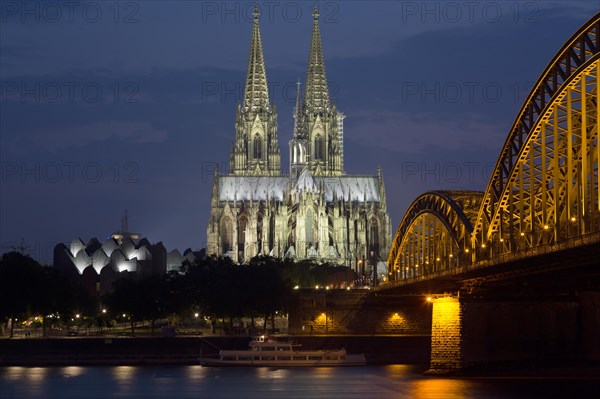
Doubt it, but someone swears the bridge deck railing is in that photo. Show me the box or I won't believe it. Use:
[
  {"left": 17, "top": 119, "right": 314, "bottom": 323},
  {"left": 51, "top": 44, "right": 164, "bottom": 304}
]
[{"left": 378, "top": 231, "right": 600, "bottom": 291}]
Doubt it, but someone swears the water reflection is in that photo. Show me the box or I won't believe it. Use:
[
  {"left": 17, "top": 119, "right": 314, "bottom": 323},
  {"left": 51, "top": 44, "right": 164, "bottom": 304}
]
[
  {"left": 384, "top": 364, "right": 415, "bottom": 375},
  {"left": 408, "top": 378, "right": 471, "bottom": 399},
  {"left": 256, "top": 367, "right": 289, "bottom": 379},
  {"left": 312, "top": 367, "right": 334, "bottom": 379},
  {"left": 4, "top": 366, "right": 27, "bottom": 381},
  {"left": 112, "top": 365, "right": 136, "bottom": 383},
  {"left": 0, "top": 365, "right": 598, "bottom": 399},
  {"left": 185, "top": 365, "right": 207, "bottom": 381},
  {"left": 61, "top": 366, "right": 84, "bottom": 378},
  {"left": 2, "top": 366, "right": 49, "bottom": 382}
]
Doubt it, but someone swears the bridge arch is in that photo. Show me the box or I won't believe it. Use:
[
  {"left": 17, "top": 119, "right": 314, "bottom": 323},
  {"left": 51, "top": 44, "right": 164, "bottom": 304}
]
[
  {"left": 472, "top": 12, "right": 600, "bottom": 259},
  {"left": 387, "top": 13, "right": 600, "bottom": 283},
  {"left": 387, "top": 191, "right": 483, "bottom": 281}
]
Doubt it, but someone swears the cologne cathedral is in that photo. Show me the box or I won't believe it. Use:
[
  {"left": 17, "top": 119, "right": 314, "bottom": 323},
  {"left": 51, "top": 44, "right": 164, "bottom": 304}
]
[{"left": 206, "top": 7, "right": 391, "bottom": 268}]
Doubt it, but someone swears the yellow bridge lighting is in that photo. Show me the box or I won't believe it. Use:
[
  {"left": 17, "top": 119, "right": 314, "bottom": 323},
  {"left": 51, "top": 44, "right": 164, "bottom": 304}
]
[{"left": 386, "top": 15, "right": 599, "bottom": 285}]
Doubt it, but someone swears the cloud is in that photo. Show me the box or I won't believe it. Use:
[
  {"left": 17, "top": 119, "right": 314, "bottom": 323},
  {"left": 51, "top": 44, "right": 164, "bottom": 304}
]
[{"left": 29, "top": 120, "right": 168, "bottom": 151}]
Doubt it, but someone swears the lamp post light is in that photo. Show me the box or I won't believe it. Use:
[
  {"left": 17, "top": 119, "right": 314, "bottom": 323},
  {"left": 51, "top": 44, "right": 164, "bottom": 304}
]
[{"left": 75, "top": 314, "right": 81, "bottom": 334}]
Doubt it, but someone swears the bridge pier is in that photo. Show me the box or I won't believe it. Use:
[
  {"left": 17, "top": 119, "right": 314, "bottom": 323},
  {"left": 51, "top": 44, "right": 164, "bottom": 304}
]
[
  {"left": 428, "top": 296, "right": 463, "bottom": 372},
  {"left": 427, "top": 292, "right": 600, "bottom": 373}
]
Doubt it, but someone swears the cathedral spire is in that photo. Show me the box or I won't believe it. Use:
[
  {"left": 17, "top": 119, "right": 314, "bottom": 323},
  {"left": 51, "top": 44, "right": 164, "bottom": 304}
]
[
  {"left": 231, "top": 5, "right": 280, "bottom": 176},
  {"left": 242, "top": 6, "right": 269, "bottom": 111},
  {"left": 293, "top": 79, "right": 303, "bottom": 138},
  {"left": 303, "top": 5, "right": 330, "bottom": 112}
]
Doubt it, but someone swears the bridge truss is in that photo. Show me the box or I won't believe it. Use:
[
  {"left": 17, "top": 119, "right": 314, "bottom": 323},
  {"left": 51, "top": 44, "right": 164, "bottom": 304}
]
[{"left": 388, "top": 13, "right": 600, "bottom": 282}]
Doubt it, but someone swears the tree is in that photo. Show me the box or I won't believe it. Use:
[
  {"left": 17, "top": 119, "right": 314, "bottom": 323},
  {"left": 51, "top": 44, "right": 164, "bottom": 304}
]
[
  {"left": 103, "top": 274, "right": 184, "bottom": 335},
  {"left": 0, "top": 252, "right": 42, "bottom": 337},
  {"left": 0, "top": 251, "right": 88, "bottom": 337},
  {"left": 247, "top": 256, "right": 291, "bottom": 333}
]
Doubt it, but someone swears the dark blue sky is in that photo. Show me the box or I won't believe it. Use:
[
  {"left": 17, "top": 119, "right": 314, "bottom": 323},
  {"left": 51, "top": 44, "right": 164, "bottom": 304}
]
[{"left": 1, "top": 1, "right": 598, "bottom": 263}]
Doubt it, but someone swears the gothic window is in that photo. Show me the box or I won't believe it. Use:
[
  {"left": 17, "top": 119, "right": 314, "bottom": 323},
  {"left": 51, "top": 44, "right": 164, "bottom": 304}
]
[
  {"left": 221, "top": 217, "right": 233, "bottom": 252},
  {"left": 314, "top": 135, "right": 324, "bottom": 160},
  {"left": 253, "top": 134, "right": 262, "bottom": 159},
  {"left": 269, "top": 214, "right": 275, "bottom": 251},
  {"left": 369, "top": 218, "right": 379, "bottom": 255},
  {"left": 306, "top": 208, "right": 314, "bottom": 245},
  {"left": 257, "top": 214, "right": 263, "bottom": 254},
  {"left": 328, "top": 217, "right": 334, "bottom": 246},
  {"left": 238, "top": 215, "right": 248, "bottom": 247},
  {"left": 288, "top": 214, "right": 297, "bottom": 247}
]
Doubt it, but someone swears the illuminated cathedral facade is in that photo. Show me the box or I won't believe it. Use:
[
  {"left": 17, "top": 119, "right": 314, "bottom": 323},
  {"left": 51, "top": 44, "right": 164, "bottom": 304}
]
[{"left": 206, "top": 7, "right": 391, "bottom": 268}]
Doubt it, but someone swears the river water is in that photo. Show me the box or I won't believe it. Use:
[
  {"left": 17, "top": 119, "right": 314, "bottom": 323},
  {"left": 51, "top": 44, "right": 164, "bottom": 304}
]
[{"left": 1, "top": 365, "right": 598, "bottom": 399}]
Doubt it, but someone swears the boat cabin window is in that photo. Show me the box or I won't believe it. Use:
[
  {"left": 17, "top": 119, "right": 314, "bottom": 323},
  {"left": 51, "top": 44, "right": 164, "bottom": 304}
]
[
  {"left": 276, "top": 346, "right": 291, "bottom": 351},
  {"left": 292, "top": 356, "right": 307, "bottom": 361},
  {"left": 261, "top": 356, "right": 275, "bottom": 361},
  {"left": 263, "top": 346, "right": 275, "bottom": 351},
  {"left": 308, "top": 356, "right": 322, "bottom": 361},
  {"left": 277, "top": 356, "right": 291, "bottom": 361},
  {"left": 222, "top": 356, "right": 236, "bottom": 361},
  {"left": 238, "top": 356, "right": 252, "bottom": 361}
]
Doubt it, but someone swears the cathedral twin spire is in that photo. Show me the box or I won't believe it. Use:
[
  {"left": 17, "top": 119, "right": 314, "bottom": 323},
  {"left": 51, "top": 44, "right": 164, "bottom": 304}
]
[
  {"left": 242, "top": 8, "right": 270, "bottom": 111},
  {"left": 233, "top": 5, "right": 340, "bottom": 177},
  {"left": 243, "top": 6, "right": 329, "bottom": 114},
  {"left": 303, "top": 7, "right": 330, "bottom": 112}
]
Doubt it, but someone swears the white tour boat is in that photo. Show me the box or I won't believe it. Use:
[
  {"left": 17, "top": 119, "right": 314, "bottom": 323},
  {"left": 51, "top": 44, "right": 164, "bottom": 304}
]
[{"left": 198, "top": 335, "right": 366, "bottom": 367}]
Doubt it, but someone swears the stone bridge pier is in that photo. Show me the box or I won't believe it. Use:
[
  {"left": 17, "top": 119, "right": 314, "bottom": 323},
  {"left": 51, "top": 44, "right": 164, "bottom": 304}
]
[
  {"left": 428, "top": 292, "right": 600, "bottom": 373},
  {"left": 288, "top": 286, "right": 600, "bottom": 370}
]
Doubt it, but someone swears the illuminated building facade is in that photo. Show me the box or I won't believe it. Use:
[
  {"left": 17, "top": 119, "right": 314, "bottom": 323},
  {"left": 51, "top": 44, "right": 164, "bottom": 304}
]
[
  {"left": 53, "top": 214, "right": 199, "bottom": 295},
  {"left": 206, "top": 7, "right": 392, "bottom": 268}
]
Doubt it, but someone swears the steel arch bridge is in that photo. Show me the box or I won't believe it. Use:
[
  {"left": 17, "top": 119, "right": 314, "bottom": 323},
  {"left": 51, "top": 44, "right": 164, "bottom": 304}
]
[{"left": 387, "top": 13, "right": 600, "bottom": 283}]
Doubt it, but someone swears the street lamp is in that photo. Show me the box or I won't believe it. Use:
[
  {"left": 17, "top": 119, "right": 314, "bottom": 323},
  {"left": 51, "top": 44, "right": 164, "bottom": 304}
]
[{"left": 357, "top": 259, "right": 363, "bottom": 286}]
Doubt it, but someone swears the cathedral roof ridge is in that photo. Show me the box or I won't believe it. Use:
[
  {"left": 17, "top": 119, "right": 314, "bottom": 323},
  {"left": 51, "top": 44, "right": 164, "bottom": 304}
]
[
  {"left": 296, "top": 167, "right": 317, "bottom": 192},
  {"left": 319, "top": 173, "right": 378, "bottom": 179}
]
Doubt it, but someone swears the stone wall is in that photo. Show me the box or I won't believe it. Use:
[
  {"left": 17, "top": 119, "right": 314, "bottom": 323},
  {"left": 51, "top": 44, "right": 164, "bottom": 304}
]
[
  {"left": 428, "top": 294, "right": 599, "bottom": 372},
  {"left": 461, "top": 300, "right": 579, "bottom": 365},
  {"left": 288, "top": 290, "right": 433, "bottom": 335},
  {"left": 578, "top": 291, "right": 600, "bottom": 360}
]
